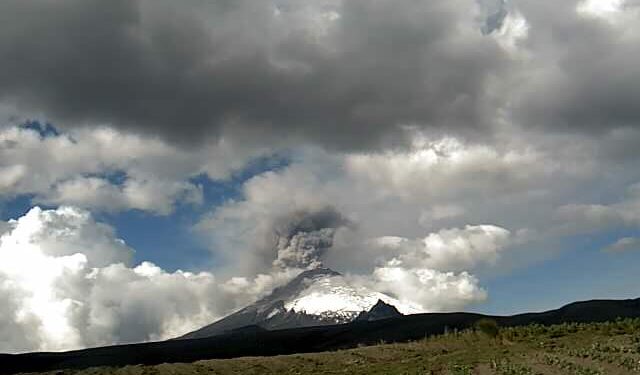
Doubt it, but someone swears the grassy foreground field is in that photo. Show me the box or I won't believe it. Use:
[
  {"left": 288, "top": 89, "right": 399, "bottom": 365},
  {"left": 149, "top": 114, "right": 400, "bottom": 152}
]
[{"left": 21, "top": 319, "right": 640, "bottom": 375}]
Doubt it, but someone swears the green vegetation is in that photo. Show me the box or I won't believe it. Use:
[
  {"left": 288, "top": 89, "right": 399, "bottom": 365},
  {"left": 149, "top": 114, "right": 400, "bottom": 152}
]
[
  {"left": 475, "top": 318, "right": 500, "bottom": 339},
  {"left": 24, "top": 318, "right": 640, "bottom": 375}
]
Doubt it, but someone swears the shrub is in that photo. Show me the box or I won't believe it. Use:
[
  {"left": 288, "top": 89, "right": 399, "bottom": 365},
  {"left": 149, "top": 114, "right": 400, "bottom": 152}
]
[{"left": 475, "top": 318, "right": 500, "bottom": 338}]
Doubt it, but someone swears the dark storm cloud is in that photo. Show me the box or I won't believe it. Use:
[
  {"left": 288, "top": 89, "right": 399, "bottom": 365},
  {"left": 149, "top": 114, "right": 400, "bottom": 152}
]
[
  {"left": 511, "top": 0, "right": 640, "bottom": 134},
  {"left": 0, "top": 0, "right": 508, "bottom": 149}
]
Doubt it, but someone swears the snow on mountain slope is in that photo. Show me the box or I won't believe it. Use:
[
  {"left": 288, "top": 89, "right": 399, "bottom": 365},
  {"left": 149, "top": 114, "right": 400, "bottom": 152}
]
[
  {"left": 284, "top": 271, "right": 417, "bottom": 321},
  {"left": 179, "top": 267, "right": 417, "bottom": 339}
]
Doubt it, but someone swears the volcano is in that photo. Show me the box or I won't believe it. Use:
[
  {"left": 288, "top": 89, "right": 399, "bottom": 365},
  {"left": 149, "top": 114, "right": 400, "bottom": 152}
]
[{"left": 179, "top": 267, "right": 417, "bottom": 339}]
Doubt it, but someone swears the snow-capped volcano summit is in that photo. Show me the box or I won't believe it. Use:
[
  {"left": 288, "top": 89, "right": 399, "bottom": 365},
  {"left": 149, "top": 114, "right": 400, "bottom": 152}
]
[
  {"left": 282, "top": 267, "right": 417, "bottom": 320},
  {"left": 179, "top": 267, "right": 417, "bottom": 340}
]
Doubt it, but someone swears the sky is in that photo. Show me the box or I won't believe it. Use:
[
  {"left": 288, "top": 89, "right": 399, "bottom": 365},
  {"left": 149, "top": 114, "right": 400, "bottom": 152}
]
[{"left": 1, "top": 0, "right": 640, "bottom": 353}]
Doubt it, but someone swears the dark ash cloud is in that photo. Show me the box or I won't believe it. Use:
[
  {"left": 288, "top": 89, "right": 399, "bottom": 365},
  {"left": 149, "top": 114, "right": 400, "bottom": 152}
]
[{"left": 273, "top": 207, "right": 349, "bottom": 269}]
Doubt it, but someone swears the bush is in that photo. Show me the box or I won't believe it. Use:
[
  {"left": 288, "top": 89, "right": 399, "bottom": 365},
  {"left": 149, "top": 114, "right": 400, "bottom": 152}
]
[{"left": 475, "top": 318, "right": 500, "bottom": 338}]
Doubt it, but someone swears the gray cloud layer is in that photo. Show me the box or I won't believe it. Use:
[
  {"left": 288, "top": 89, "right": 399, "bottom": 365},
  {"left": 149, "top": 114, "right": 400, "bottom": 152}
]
[
  {"left": 511, "top": 0, "right": 640, "bottom": 133},
  {"left": 2, "top": 0, "right": 639, "bottom": 151},
  {"left": 0, "top": 0, "right": 511, "bottom": 149}
]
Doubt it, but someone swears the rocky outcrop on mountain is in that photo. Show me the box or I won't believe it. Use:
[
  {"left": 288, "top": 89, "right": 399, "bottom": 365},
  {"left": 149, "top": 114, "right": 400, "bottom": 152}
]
[{"left": 356, "top": 299, "right": 403, "bottom": 322}]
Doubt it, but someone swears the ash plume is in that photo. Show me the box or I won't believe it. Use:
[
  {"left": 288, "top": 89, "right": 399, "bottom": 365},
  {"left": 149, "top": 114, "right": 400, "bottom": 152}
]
[{"left": 272, "top": 207, "right": 348, "bottom": 270}]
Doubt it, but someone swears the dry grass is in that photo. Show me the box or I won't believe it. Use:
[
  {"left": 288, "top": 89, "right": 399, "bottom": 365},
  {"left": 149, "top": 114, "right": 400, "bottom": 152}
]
[{"left": 20, "top": 319, "right": 640, "bottom": 375}]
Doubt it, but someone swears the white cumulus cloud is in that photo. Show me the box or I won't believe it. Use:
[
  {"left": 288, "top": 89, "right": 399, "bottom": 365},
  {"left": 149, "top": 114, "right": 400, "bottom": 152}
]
[
  {"left": 362, "top": 265, "right": 487, "bottom": 312},
  {"left": 371, "top": 225, "right": 511, "bottom": 272},
  {"left": 0, "top": 206, "right": 285, "bottom": 353},
  {"left": 602, "top": 237, "right": 640, "bottom": 253},
  {"left": 345, "top": 225, "right": 511, "bottom": 312},
  {"left": 0, "top": 124, "right": 269, "bottom": 214}
]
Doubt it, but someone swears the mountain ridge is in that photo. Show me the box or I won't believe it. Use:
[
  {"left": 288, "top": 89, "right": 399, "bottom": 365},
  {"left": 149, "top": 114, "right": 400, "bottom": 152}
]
[{"left": 2, "top": 297, "right": 640, "bottom": 374}]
